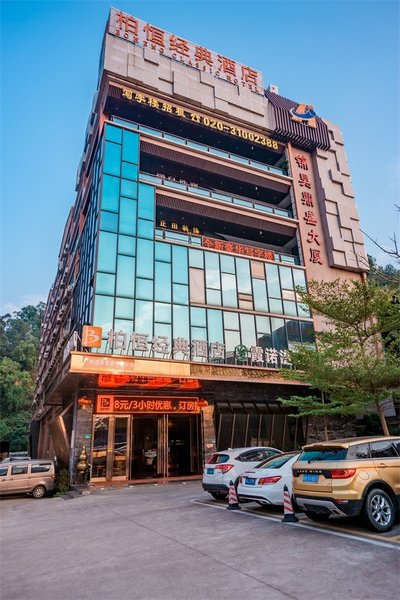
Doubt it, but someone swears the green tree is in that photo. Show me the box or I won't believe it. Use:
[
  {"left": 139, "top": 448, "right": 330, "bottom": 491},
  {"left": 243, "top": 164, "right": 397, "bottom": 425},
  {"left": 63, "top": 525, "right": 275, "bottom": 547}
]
[{"left": 280, "top": 279, "right": 400, "bottom": 437}]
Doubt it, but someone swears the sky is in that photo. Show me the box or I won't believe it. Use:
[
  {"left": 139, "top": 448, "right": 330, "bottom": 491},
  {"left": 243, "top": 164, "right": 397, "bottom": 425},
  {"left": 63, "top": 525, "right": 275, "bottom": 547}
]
[{"left": 1, "top": 0, "right": 399, "bottom": 315}]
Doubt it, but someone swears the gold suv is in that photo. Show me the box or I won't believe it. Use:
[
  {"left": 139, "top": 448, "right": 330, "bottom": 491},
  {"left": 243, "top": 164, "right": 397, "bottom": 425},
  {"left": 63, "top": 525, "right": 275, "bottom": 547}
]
[{"left": 292, "top": 436, "right": 400, "bottom": 532}]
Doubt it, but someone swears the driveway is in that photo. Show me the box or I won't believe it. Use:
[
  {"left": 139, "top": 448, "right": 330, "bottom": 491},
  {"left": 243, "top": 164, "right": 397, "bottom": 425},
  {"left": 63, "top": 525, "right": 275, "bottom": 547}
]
[{"left": 1, "top": 481, "right": 399, "bottom": 600}]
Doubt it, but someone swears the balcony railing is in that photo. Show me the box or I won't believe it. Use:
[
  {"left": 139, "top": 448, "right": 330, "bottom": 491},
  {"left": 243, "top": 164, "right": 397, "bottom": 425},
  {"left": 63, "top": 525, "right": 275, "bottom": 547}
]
[
  {"left": 139, "top": 172, "right": 294, "bottom": 219},
  {"left": 111, "top": 117, "right": 290, "bottom": 178}
]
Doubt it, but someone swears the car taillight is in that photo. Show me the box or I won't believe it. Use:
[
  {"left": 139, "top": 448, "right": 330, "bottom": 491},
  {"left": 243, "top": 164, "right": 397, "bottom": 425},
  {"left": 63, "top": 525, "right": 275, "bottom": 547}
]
[
  {"left": 215, "top": 464, "right": 234, "bottom": 474},
  {"left": 258, "top": 476, "right": 282, "bottom": 485},
  {"left": 331, "top": 469, "right": 356, "bottom": 479}
]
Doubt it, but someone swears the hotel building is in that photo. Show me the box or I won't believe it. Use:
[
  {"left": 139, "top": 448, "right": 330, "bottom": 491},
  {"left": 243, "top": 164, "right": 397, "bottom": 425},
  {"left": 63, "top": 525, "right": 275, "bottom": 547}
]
[{"left": 33, "top": 9, "right": 368, "bottom": 484}]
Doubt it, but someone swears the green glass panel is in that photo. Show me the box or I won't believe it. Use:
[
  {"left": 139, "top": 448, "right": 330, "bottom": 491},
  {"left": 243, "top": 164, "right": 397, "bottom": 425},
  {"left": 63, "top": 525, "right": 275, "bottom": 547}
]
[
  {"left": 101, "top": 175, "right": 119, "bottom": 212},
  {"left": 207, "top": 309, "right": 223, "bottom": 342},
  {"left": 136, "top": 239, "right": 154, "bottom": 278},
  {"left": 104, "top": 142, "right": 121, "bottom": 177},
  {"left": 116, "top": 256, "right": 135, "bottom": 297},
  {"left": 189, "top": 249, "right": 204, "bottom": 268},
  {"left": 93, "top": 295, "right": 114, "bottom": 330},
  {"left": 96, "top": 272, "right": 115, "bottom": 295},
  {"left": 118, "top": 235, "right": 136, "bottom": 256},
  {"left": 100, "top": 211, "right": 118, "bottom": 232},
  {"left": 97, "top": 232, "right": 117, "bottom": 273},
  {"left": 121, "top": 162, "right": 138, "bottom": 180},
  {"left": 119, "top": 198, "right": 137, "bottom": 236},
  {"left": 105, "top": 124, "right": 122, "bottom": 144},
  {"left": 122, "top": 130, "right": 139, "bottom": 164},
  {"left": 138, "top": 183, "right": 155, "bottom": 220},
  {"left": 155, "top": 261, "right": 171, "bottom": 302},
  {"left": 173, "top": 284, "right": 188, "bottom": 305},
  {"left": 115, "top": 297, "right": 134, "bottom": 320},
  {"left": 191, "top": 307, "right": 206, "bottom": 327},
  {"left": 137, "top": 219, "right": 154, "bottom": 239},
  {"left": 155, "top": 302, "right": 171, "bottom": 323},
  {"left": 136, "top": 278, "right": 153, "bottom": 300},
  {"left": 121, "top": 179, "right": 138, "bottom": 199},
  {"left": 155, "top": 242, "right": 171, "bottom": 262},
  {"left": 172, "top": 245, "right": 188, "bottom": 283}
]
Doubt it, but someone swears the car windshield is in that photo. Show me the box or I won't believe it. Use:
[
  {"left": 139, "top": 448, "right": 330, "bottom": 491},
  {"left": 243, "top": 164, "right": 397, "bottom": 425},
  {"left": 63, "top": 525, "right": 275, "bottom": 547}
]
[
  {"left": 207, "top": 453, "right": 229, "bottom": 464},
  {"left": 299, "top": 448, "right": 347, "bottom": 463},
  {"left": 257, "top": 453, "right": 298, "bottom": 469}
]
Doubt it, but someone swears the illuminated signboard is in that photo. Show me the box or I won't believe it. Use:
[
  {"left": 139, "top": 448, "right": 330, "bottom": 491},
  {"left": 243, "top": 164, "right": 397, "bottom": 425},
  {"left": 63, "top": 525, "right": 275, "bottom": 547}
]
[
  {"left": 109, "top": 8, "right": 263, "bottom": 93},
  {"left": 98, "top": 374, "right": 201, "bottom": 389},
  {"left": 96, "top": 395, "right": 200, "bottom": 414},
  {"left": 203, "top": 237, "right": 275, "bottom": 261},
  {"left": 121, "top": 88, "right": 280, "bottom": 150}
]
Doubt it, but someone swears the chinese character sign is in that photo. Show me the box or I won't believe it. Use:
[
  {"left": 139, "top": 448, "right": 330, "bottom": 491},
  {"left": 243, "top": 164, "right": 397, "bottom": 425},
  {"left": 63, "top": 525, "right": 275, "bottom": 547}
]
[
  {"left": 109, "top": 9, "right": 263, "bottom": 93},
  {"left": 96, "top": 395, "right": 200, "bottom": 414}
]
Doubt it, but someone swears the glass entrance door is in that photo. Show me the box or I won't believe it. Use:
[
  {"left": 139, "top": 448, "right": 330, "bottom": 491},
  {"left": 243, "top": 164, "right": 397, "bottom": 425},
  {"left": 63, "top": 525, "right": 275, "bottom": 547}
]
[{"left": 91, "top": 416, "right": 130, "bottom": 481}]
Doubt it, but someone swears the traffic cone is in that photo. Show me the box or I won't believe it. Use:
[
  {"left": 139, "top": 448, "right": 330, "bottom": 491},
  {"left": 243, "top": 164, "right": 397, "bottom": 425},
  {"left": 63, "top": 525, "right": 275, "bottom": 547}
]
[
  {"left": 282, "top": 484, "right": 299, "bottom": 523},
  {"left": 227, "top": 480, "right": 241, "bottom": 510}
]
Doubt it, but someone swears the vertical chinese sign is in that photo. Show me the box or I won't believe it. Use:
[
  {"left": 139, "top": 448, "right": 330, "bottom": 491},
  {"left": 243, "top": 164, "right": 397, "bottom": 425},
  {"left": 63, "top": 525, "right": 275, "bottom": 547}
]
[{"left": 289, "top": 148, "right": 328, "bottom": 280}]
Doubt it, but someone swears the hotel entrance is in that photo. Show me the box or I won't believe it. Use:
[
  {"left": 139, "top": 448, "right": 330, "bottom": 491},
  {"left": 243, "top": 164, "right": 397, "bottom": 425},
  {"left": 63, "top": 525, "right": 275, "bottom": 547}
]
[{"left": 91, "top": 412, "right": 201, "bottom": 482}]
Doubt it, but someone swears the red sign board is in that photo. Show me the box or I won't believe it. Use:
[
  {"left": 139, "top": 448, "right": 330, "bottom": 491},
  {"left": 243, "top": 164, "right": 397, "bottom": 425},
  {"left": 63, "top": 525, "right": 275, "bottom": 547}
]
[
  {"left": 203, "top": 237, "right": 274, "bottom": 261},
  {"left": 96, "top": 395, "right": 200, "bottom": 414}
]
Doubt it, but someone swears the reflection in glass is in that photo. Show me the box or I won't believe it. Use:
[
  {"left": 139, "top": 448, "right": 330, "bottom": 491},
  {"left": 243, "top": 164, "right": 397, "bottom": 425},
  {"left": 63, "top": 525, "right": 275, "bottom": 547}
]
[
  {"left": 283, "top": 301, "right": 297, "bottom": 316},
  {"left": 138, "top": 184, "right": 155, "bottom": 220},
  {"left": 173, "top": 284, "right": 188, "bottom": 305},
  {"left": 207, "top": 309, "right": 223, "bottom": 342},
  {"left": 155, "top": 242, "right": 171, "bottom": 263},
  {"left": 101, "top": 175, "right": 119, "bottom": 212},
  {"left": 279, "top": 266, "right": 294, "bottom": 290},
  {"left": 206, "top": 289, "right": 222, "bottom": 306},
  {"left": 105, "top": 124, "right": 122, "bottom": 144},
  {"left": 97, "top": 232, "right": 117, "bottom": 272},
  {"left": 92, "top": 417, "right": 109, "bottom": 478},
  {"left": 113, "top": 319, "right": 133, "bottom": 335},
  {"left": 118, "top": 235, "right": 135, "bottom": 256},
  {"left": 96, "top": 272, "right": 115, "bottom": 295},
  {"left": 115, "top": 297, "right": 134, "bottom": 320},
  {"left": 113, "top": 418, "right": 128, "bottom": 478},
  {"left": 154, "top": 323, "right": 171, "bottom": 341},
  {"left": 191, "top": 307, "right": 206, "bottom": 327},
  {"left": 121, "top": 179, "right": 138, "bottom": 199},
  {"left": 221, "top": 273, "right": 237, "bottom": 308},
  {"left": 225, "top": 330, "right": 240, "bottom": 363},
  {"left": 300, "top": 321, "right": 315, "bottom": 344},
  {"left": 173, "top": 305, "right": 189, "bottom": 340},
  {"left": 236, "top": 258, "right": 252, "bottom": 294},
  {"left": 104, "top": 142, "right": 121, "bottom": 177},
  {"left": 136, "top": 278, "right": 153, "bottom": 300},
  {"left": 122, "top": 130, "right": 139, "bottom": 163},
  {"left": 232, "top": 415, "right": 247, "bottom": 448},
  {"left": 297, "top": 303, "right": 311, "bottom": 318},
  {"left": 155, "top": 302, "right": 171, "bottom": 323},
  {"left": 224, "top": 311, "right": 239, "bottom": 330},
  {"left": 286, "top": 320, "right": 301, "bottom": 348},
  {"left": 136, "top": 239, "right": 154, "bottom": 278},
  {"left": 220, "top": 254, "right": 235, "bottom": 274},
  {"left": 269, "top": 298, "right": 283, "bottom": 314},
  {"left": 172, "top": 245, "right": 188, "bottom": 284},
  {"left": 191, "top": 327, "right": 207, "bottom": 340},
  {"left": 116, "top": 256, "right": 135, "bottom": 297},
  {"left": 93, "top": 295, "right": 114, "bottom": 332},
  {"left": 119, "top": 198, "right": 137, "bottom": 236},
  {"left": 271, "top": 318, "right": 287, "bottom": 350},
  {"left": 189, "top": 268, "right": 205, "bottom": 303},
  {"left": 135, "top": 301, "right": 153, "bottom": 337},
  {"left": 121, "top": 162, "right": 138, "bottom": 180},
  {"left": 253, "top": 279, "right": 268, "bottom": 312},
  {"left": 100, "top": 211, "right": 118, "bottom": 232},
  {"left": 293, "top": 268, "right": 306, "bottom": 290},
  {"left": 218, "top": 414, "right": 233, "bottom": 449},
  {"left": 189, "top": 249, "right": 204, "bottom": 268},
  {"left": 137, "top": 219, "right": 154, "bottom": 239},
  {"left": 155, "top": 262, "right": 171, "bottom": 302},
  {"left": 265, "top": 263, "right": 281, "bottom": 298},
  {"left": 240, "top": 314, "right": 256, "bottom": 347},
  {"left": 205, "top": 252, "right": 221, "bottom": 289}
]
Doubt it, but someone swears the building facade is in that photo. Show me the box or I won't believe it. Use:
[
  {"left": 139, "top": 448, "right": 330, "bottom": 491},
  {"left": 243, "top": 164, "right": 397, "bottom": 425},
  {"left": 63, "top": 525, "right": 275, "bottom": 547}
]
[{"left": 33, "top": 9, "right": 368, "bottom": 484}]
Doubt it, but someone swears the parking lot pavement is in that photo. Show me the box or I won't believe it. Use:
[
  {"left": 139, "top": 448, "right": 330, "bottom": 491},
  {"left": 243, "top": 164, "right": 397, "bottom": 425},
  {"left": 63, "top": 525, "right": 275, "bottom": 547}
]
[{"left": 1, "top": 481, "right": 399, "bottom": 600}]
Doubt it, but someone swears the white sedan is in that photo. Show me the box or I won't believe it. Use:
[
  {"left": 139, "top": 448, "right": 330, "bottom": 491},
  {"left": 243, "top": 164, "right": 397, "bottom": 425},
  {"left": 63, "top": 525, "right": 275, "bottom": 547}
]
[{"left": 237, "top": 452, "right": 300, "bottom": 506}]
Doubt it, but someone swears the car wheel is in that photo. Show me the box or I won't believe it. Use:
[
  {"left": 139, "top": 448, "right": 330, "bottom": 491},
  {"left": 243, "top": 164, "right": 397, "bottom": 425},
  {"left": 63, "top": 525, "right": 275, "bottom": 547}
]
[
  {"left": 362, "top": 488, "right": 395, "bottom": 533},
  {"left": 304, "top": 510, "right": 331, "bottom": 522},
  {"left": 210, "top": 492, "right": 227, "bottom": 500},
  {"left": 32, "top": 485, "right": 46, "bottom": 499}
]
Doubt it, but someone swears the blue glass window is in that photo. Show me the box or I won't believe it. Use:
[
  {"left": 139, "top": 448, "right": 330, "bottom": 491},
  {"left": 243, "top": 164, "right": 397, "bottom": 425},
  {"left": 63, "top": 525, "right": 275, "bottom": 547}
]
[
  {"left": 105, "top": 124, "right": 122, "bottom": 144},
  {"left": 293, "top": 268, "right": 306, "bottom": 290},
  {"left": 279, "top": 266, "right": 294, "bottom": 290},
  {"left": 97, "top": 232, "right": 117, "bottom": 273},
  {"left": 119, "top": 198, "right": 137, "bottom": 236},
  {"left": 155, "top": 302, "right": 171, "bottom": 323},
  {"left": 189, "top": 249, "right": 204, "bottom": 268},
  {"left": 138, "top": 184, "right": 155, "bottom": 220},
  {"left": 256, "top": 316, "right": 272, "bottom": 348},
  {"left": 101, "top": 175, "right": 119, "bottom": 212},
  {"left": 115, "top": 297, "right": 134, "bottom": 320},
  {"left": 122, "top": 130, "right": 139, "bottom": 164},
  {"left": 224, "top": 311, "right": 239, "bottom": 330},
  {"left": 118, "top": 235, "right": 135, "bottom": 256},
  {"left": 283, "top": 301, "right": 297, "bottom": 316},
  {"left": 120, "top": 179, "right": 137, "bottom": 199},
  {"left": 206, "top": 289, "right": 222, "bottom": 306},
  {"left": 136, "top": 278, "right": 153, "bottom": 300},
  {"left": 173, "top": 284, "right": 188, "bottom": 305},
  {"left": 155, "top": 242, "right": 171, "bottom": 262},
  {"left": 155, "top": 262, "right": 171, "bottom": 302},
  {"left": 252, "top": 279, "right": 268, "bottom": 312},
  {"left": 154, "top": 323, "right": 171, "bottom": 342},
  {"left": 137, "top": 219, "right": 154, "bottom": 239},
  {"left": 236, "top": 258, "right": 252, "bottom": 294},
  {"left": 113, "top": 319, "right": 133, "bottom": 335},
  {"left": 300, "top": 321, "right": 315, "bottom": 344},
  {"left": 172, "top": 246, "right": 188, "bottom": 283},
  {"left": 136, "top": 239, "right": 154, "bottom": 278},
  {"left": 207, "top": 309, "right": 223, "bottom": 343},
  {"left": 191, "top": 307, "right": 206, "bottom": 327},
  {"left": 116, "top": 256, "right": 135, "bottom": 297},
  {"left": 225, "top": 330, "right": 241, "bottom": 361},
  {"left": 96, "top": 272, "right": 115, "bottom": 295},
  {"left": 269, "top": 298, "right": 283, "bottom": 315},
  {"left": 265, "top": 263, "right": 281, "bottom": 298},
  {"left": 100, "top": 211, "right": 118, "bottom": 233},
  {"left": 220, "top": 254, "right": 235, "bottom": 274},
  {"left": 93, "top": 295, "right": 114, "bottom": 331},
  {"left": 240, "top": 314, "right": 256, "bottom": 347},
  {"left": 135, "top": 301, "right": 153, "bottom": 337},
  {"left": 205, "top": 252, "right": 220, "bottom": 289},
  {"left": 103, "top": 142, "right": 121, "bottom": 177},
  {"left": 173, "top": 305, "right": 189, "bottom": 340},
  {"left": 221, "top": 273, "right": 237, "bottom": 308},
  {"left": 191, "top": 327, "right": 207, "bottom": 340},
  {"left": 297, "top": 303, "right": 311, "bottom": 318},
  {"left": 121, "top": 162, "right": 138, "bottom": 181},
  {"left": 271, "top": 318, "right": 287, "bottom": 350}
]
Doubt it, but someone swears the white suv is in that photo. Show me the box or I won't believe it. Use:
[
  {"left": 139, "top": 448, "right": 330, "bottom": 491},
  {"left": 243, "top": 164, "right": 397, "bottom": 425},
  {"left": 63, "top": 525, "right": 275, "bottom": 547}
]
[{"left": 202, "top": 446, "right": 282, "bottom": 499}]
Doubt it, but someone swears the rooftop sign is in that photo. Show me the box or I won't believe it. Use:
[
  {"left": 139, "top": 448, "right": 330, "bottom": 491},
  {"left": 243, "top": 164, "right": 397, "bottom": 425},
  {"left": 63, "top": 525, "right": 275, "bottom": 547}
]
[{"left": 109, "top": 8, "right": 264, "bottom": 93}]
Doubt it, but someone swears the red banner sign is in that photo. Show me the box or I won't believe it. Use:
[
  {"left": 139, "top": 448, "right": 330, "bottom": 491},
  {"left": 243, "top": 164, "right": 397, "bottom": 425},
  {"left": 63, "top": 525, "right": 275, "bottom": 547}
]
[
  {"left": 203, "top": 237, "right": 274, "bottom": 261},
  {"left": 96, "top": 395, "right": 200, "bottom": 414}
]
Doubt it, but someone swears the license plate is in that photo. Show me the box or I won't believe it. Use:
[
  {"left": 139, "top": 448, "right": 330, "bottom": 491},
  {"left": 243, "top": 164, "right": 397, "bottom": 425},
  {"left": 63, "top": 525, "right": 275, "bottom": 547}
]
[
  {"left": 207, "top": 468, "right": 214, "bottom": 475},
  {"left": 303, "top": 473, "right": 319, "bottom": 483},
  {"left": 245, "top": 478, "right": 256, "bottom": 485}
]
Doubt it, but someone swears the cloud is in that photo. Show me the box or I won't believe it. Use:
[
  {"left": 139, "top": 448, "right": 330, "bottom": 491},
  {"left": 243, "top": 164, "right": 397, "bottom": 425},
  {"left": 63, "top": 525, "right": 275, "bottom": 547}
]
[{"left": 1, "top": 294, "right": 47, "bottom": 316}]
